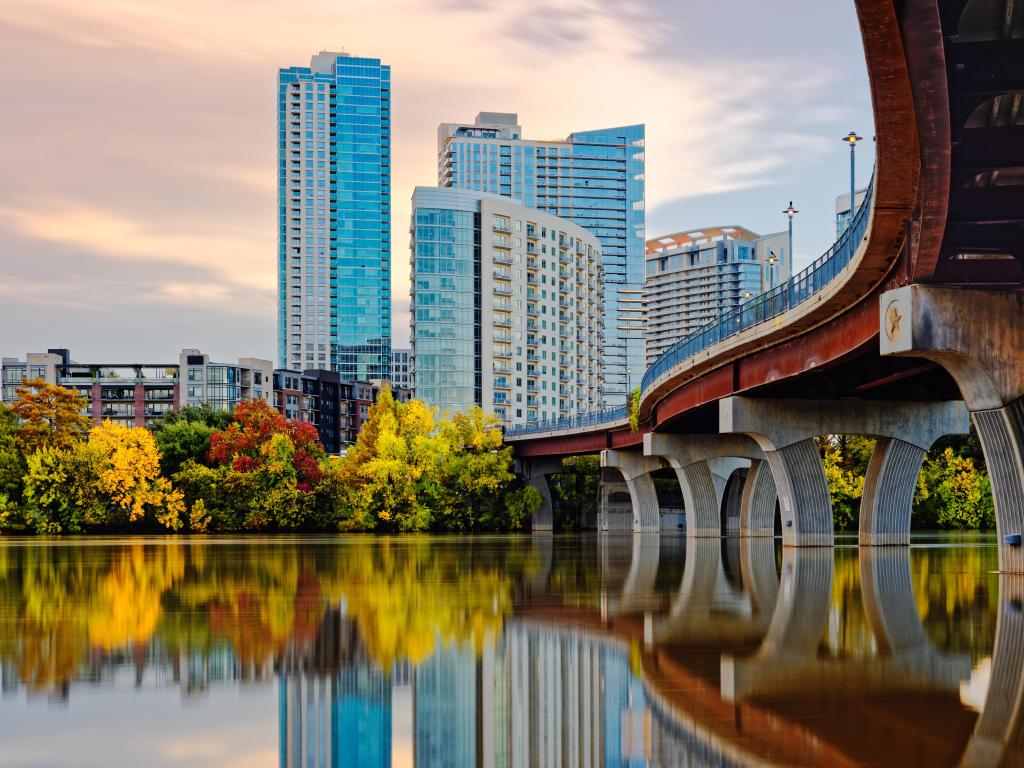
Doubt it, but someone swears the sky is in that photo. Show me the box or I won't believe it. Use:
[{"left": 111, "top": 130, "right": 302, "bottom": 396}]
[{"left": 0, "top": 0, "right": 875, "bottom": 363}]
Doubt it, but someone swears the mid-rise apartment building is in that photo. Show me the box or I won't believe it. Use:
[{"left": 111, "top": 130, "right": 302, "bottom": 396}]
[
  {"left": 1, "top": 349, "right": 273, "bottom": 428},
  {"left": 411, "top": 187, "right": 603, "bottom": 427},
  {"left": 437, "top": 112, "right": 643, "bottom": 406},
  {"left": 643, "top": 226, "right": 791, "bottom": 367},
  {"left": 278, "top": 51, "right": 391, "bottom": 380}
]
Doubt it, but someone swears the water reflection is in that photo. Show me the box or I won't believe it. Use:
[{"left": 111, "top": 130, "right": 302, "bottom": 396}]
[{"left": 0, "top": 534, "right": 1013, "bottom": 767}]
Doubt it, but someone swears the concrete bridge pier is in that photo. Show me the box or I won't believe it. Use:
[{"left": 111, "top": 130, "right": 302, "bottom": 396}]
[
  {"left": 880, "top": 286, "right": 1024, "bottom": 571},
  {"left": 516, "top": 457, "right": 565, "bottom": 533},
  {"left": 721, "top": 396, "right": 968, "bottom": 548},
  {"left": 643, "top": 434, "right": 761, "bottom": 538},
  {"left": 600, "top": 450, "right": 664, "bottom": 533},
  {"left": 739, "top": 458, "right": 778, "bottom": 537}
]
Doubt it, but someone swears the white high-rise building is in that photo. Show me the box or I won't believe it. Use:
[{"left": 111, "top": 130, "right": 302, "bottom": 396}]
[
  {"left": 643, "top": 225, "right": 791, "bottom": 367},
  {"left": 436, "top": 112, "right": 644, "bottom": 407},
  {"left": 411, "top": 187, "right": 604, "bottom": 427}
]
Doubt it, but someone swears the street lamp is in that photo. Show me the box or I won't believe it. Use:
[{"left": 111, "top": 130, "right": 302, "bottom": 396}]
[
  {"left": 627, "top": 367, "right": 633, "bottom": 393},
  {"left": 841, "top": 131, "right": 863, "bottom": 225},
  {"left": 783, "top": 201, "right": 798, "bottom": 267}
]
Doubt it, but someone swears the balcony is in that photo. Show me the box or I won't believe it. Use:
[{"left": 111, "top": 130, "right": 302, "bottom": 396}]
[{"left": 492, "top": 285, "right": 512, "bottom": 297}]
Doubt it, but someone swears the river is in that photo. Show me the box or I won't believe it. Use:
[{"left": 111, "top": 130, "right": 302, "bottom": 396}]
[{"left": 0, "top": 533, "right": 1014, "bottom": 767}]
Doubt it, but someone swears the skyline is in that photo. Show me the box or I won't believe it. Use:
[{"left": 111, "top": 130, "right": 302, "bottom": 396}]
[{"left": 0, "top": 0, "right": 874, "bottom": 363}]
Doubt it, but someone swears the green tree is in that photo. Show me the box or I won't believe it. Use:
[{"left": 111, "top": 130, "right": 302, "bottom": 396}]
[
  {"left": 150, "top": 404, "right": 232, "bottom": 476},
  {"left": 0, "top": 404, "right": 25, "bottom": 504},
  {"left": 21, "top": 444, "right": 106, "bottom": 534},
  {"left": 915, "top": 447, "right": 994, "bottom": 530},
  {"left": 11, "top": 379, "right": 91, "bottom": 454},
  {"left": 550, "top": 456, "right": 600, "bottom": 530}
]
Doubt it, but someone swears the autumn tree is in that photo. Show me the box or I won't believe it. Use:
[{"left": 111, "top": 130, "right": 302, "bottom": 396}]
[
  {"left": 11, "top": 378, "right": 91, "bottom": 455},
  {"left": 0, "top": 404, "right": 25, "bottom": 504},
  {"left": 208, "top": 398, "right": 324, "bottom": 489},
  {"left": 89, "top": 421, "right": 185, "bottom": 530}
]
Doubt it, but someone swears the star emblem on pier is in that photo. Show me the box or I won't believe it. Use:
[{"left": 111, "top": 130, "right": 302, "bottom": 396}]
[{"left": 885, "top": 301, "right": 903, "bottom": 342}]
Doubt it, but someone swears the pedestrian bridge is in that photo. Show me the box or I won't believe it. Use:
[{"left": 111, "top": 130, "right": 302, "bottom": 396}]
[{"left": 509, "top": 0, "right": 1024, "bottom": 571}]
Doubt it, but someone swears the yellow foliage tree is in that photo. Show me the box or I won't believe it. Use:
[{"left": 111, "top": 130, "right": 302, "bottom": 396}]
[{"left": 89, "top": 421, "right": 185, "bottom": 529}]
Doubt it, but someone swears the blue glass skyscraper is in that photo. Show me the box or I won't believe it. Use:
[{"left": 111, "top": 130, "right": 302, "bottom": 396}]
[
  {"left": 278, "top": 52, "right": 391, "bottom": 380},
  {"left": 438, "top": 113, "right": 645, "bottom": 405}
]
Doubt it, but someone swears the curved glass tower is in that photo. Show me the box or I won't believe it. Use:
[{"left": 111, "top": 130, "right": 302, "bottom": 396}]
[{"left": 278, "top": 51, "right": 391, "bottom": 380}]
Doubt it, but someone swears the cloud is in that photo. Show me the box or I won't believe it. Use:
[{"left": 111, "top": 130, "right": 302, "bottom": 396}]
[
  {"left": 0, "top": 0, "right": 873, "bottom": 357},
  {"left": 0, "top": 203, "right": 273, "bottom": 292}
]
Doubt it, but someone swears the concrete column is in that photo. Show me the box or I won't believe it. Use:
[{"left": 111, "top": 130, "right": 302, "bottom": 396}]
[
  {"left": 765, "top": 438, "right": 834, "bottom": 547},
  {"left": 972, "top": 398, "right": 1024, "bottom": 573},
  {"left": 880, "top": 285, "right": 1024, "bottom": 571},
  {"left": 517, "top": 457, "right": 564, "bottom": 534},
  {"left": 739, "top": 458, "right": 778, "bottom": 537},
  {"left": 643, "top": 434, "right": 760, "bottom": 539},
  {"left": 860, "top": 438, "right": 926, "bottom": 546},
  {"left": 600, "top": 450, "right": 665, "bottom": 532},
  {"left": 722, "top": 396, "right": 968, "bottom": 548},
  {"left": 598, "top": 532, "right": 661, "bottom": 616}
]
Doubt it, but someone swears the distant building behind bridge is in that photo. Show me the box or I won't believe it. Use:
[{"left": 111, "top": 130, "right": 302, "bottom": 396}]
[{"left": 643, "top": 226, "right": 791, "bottom": 367}]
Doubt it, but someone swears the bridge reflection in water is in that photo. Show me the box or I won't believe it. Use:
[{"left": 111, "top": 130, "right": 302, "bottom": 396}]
[
  {"left": 0, "top": 536, "right": 1017, "bottom": 767},
  {"left": 271, "top": 535, "right": 1017, "bottom": 768}
]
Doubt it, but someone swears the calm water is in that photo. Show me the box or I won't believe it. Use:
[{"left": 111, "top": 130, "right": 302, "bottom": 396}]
[{"left": 0, "top": 533, "right": 1017, "bottom": 767}]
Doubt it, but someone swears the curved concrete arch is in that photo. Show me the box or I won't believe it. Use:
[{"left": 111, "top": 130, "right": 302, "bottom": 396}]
[
  {"left": 722, "top": 396, "right": 969, "bottom": 547},
  {"left": 601, "top": 450, "right": 665, "bottom": 532},
  {"left": 880, "top": 285, "right": 1024, "bottom": 570},
  {"left": 643, "top": 434, "right": 762, "bottom": 539},
  {"left": 740, "top": 458, "right": 779, "bottom": 537}
]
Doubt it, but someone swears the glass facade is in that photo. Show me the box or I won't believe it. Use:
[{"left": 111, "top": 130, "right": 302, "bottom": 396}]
[
  {"left": 439, "top": 116, "right": 644, "bottom": 405},
  {"left": 411, "top": 205, "right": 479, "bottom": 416},
  {"left": 643, "top": 227, "right": 790, "bottom": 366},
  {"left": 278, "top": 52, "right": 391, "bottom": 381}
]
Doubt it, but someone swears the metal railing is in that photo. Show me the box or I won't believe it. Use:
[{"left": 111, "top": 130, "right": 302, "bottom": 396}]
[
  {"left": 504, "top": 404, "right": 628, "bottom": 437},
  {"left": 641, "top": 174, "right": 874, "bottom": 393},
  {"left": 505, "top": 172, "right": 875, "bottom": 439}
]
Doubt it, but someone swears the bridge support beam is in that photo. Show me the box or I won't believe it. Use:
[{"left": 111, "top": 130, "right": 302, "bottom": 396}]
[
  {"left": 721, "top": 396, "right": 968, "bottom": 548},
  {"left": 643, "top": 434, "right": 761, "bottom": 538},
  {"left": 516, "top": 457, "right": 565, "bottom": 533},
  {"left": 600, "top": 450, "right": 665, "bottom": 532},
  {"left": 739, "top": 458, "right": 778, "bottom": 537},
  {"left": 881, "top": 285, "right": 1024, "bottom": 571}
]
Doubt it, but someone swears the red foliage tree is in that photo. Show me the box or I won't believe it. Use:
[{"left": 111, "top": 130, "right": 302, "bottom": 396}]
[{"left": 207, "top": 399, "right": 325, "bottom": 490}]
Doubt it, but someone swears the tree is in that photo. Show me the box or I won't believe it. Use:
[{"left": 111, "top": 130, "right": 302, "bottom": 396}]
[
  {"left": 11, "top": 379, "right": 91, "bottom": 455},
  {"left": 208, "top": 399, "right": 324, "bottom": 490},
  {"left": 0, "top": 404, "right": 25, "bottom": 503},
  {"left": 150, "top": 403, "right": 234, "bottom": 476},
  {"left": 89, "top": 421, "right": 184, "bottom": 530},
  {"left": 915, "top": 447, "right": 994, "bottom": 530},
  {"left": 21, "top": 444, "right": 105, "bottom": 534}
]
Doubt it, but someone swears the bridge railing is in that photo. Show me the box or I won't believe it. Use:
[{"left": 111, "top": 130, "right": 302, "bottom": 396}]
[
  {"left": 640, "top": 173, "right": 875, "bottom": 393},
  {"left": 504, "top": 404, "right": 627, "bottom": 438},
  {"left": 505, "top": 173, "right": 874, "bottom": 439}
]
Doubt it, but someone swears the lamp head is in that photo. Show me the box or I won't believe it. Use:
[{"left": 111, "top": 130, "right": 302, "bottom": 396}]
[
  {"left": 842, "top": 131, "right": 863, "bottom": 144},
  {"left": 783, "top": 201, "right": 798, "bottom": 218}
]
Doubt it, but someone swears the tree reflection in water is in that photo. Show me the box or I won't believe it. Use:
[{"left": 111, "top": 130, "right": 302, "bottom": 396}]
[{"left": 0, "top": 534, "right": 1015, "bottom": 767}]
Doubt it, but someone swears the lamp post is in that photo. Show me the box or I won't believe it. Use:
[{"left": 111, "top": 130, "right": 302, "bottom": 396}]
[
  {"left": 841, "top": 131, "right": 863, "bottom": 226},
  {"left": 627, "top": 367, "right": 633, "bottom": 394},
  {"left": 783, "top": 201, "right": 798, "bottom": 267}
]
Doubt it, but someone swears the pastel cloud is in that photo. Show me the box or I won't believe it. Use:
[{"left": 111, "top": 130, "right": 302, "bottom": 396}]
[{"left": 0, "top": 0, "right": 871, "bottom": 359}]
